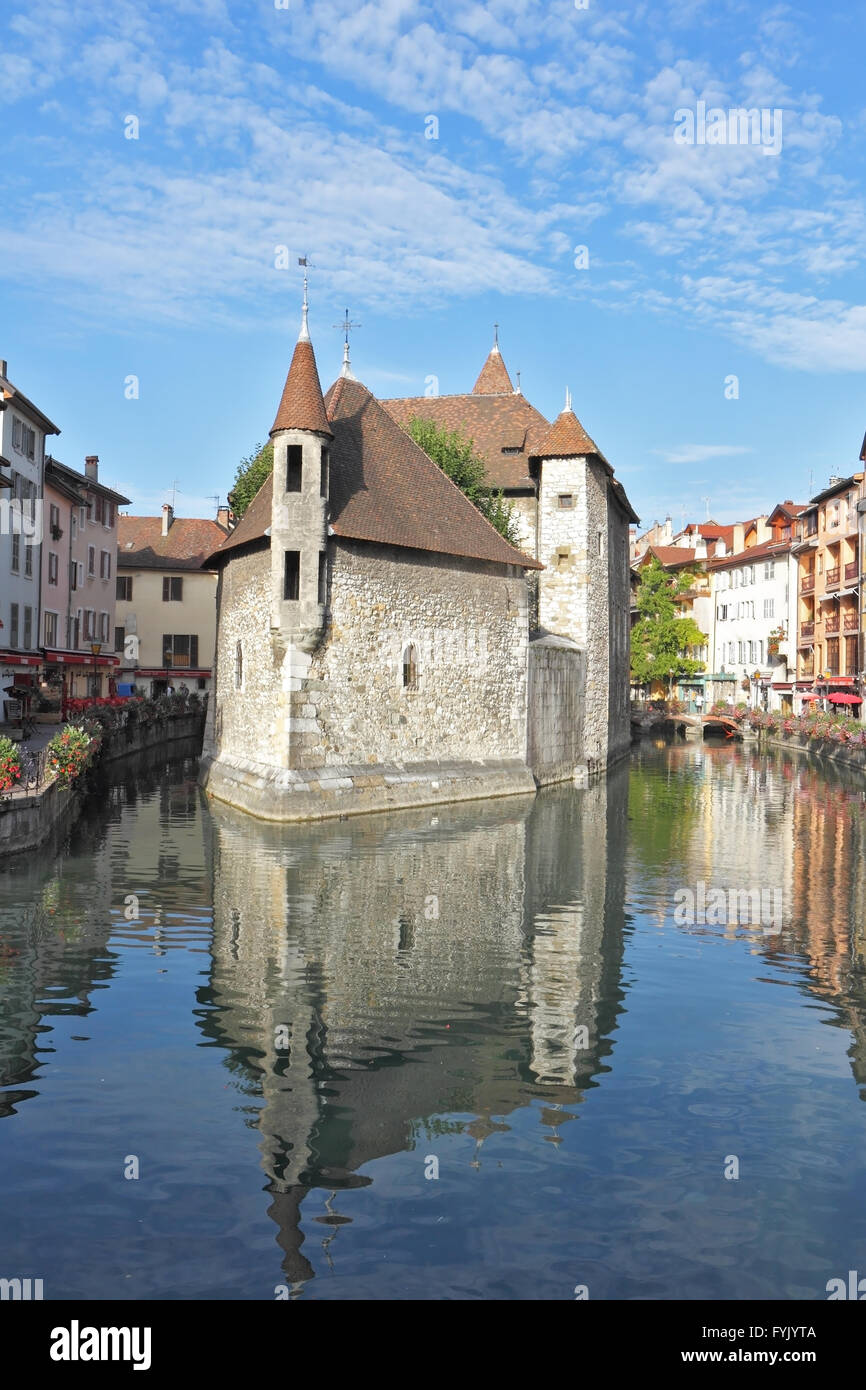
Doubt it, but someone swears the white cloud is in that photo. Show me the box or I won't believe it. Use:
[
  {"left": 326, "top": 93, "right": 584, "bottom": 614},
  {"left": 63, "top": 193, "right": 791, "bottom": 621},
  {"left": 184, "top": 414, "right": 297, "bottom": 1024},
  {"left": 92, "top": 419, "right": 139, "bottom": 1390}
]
[{"left": 653, "top": 445, "right": 755, "bottom": 465}]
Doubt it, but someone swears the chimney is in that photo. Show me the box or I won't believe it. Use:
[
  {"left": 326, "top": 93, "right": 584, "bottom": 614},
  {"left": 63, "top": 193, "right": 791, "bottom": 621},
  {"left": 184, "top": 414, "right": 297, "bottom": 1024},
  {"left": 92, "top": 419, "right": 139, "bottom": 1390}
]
[
  {"left": 732, "top": 523, "right": 745, "bottom": 553},
  {"left": 217, "top": 505, "right": 233, "bottom": 531},
  {"left": 0, "top": 360, "right": 7, "bottom": 379},
  {"left": 755, "top": 516, "right": 771, "bottom": 543},
  {"left": 85, "top": 455, "right": 99, "bottom": 481},
  {"left": 162, "top": 503, "right": 174, "bottom": 536},
  {"left": 828, "top": 475, "right": 844, "bottom": 487}
]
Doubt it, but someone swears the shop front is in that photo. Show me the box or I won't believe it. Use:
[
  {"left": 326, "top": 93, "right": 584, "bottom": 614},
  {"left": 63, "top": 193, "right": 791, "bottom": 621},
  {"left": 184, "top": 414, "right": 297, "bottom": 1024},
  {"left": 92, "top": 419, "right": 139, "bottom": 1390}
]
[
  {"left": 0, "top": 652, "right": 43, "bottom": 728},
  {"left": 42, "top": 649, "right": 121, "bottom": 711}
]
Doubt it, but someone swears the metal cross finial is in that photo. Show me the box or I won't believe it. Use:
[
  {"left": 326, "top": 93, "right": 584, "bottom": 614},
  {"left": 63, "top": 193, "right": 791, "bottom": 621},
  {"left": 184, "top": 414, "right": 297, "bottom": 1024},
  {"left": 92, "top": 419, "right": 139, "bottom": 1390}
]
[
  {"left": 334, "top": 308, "right": 361, "bottom": 345},
  {"left": 493, "top": 323, "right": 500, "bottom": 349}
]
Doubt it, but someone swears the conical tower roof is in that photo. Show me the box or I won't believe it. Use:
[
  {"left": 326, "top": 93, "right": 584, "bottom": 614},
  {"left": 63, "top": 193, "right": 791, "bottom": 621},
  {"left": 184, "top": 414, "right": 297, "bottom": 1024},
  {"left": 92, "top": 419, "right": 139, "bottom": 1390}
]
[
  {"left": 535, "top": 391, "right": 600, "bottom": 458},
  {"left": 270, "top": 300, "right": 333, "bottom": 437},
  {"left": 472, "top": 331, "right": 514, "bottom": 394}
]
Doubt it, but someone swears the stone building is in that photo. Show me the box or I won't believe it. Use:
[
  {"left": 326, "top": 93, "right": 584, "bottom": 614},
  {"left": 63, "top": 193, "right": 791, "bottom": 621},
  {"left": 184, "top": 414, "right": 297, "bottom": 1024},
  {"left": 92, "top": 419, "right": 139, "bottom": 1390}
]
[
  {"left": 382, "top": 340, "right": 638, "bottom": 769},
  {"left": 201, "top": 303, "right": 637, "bottom": 822}
]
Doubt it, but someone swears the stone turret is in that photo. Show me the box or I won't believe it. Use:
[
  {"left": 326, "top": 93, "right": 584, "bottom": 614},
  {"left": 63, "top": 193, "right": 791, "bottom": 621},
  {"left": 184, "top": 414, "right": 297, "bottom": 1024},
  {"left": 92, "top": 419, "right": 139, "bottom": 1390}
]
[{"left": 268, "top": 293, "right": 333, "bottom": 657}]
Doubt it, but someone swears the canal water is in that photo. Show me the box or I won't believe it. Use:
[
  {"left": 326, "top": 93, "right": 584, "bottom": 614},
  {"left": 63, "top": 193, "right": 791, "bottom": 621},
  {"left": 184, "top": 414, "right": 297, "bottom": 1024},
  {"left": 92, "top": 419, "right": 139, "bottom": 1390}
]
[{"left": 1, "top": 742, "right": 866, "bottom": 1301}]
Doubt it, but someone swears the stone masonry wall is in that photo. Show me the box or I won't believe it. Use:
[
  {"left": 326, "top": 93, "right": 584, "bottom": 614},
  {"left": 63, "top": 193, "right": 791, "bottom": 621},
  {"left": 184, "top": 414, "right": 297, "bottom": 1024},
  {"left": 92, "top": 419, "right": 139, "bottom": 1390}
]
[
  {"left": 304, "top": 539, "right": 529, "bottom": 767},
  {"left": 207, "top": 538, "right": 534, "bottom": 818},
  {"left": 606, "top": 489, "right": 632, "bottom": 764},
  {"left": 527, "top": 635, "right": 585, "bottom": 785}
]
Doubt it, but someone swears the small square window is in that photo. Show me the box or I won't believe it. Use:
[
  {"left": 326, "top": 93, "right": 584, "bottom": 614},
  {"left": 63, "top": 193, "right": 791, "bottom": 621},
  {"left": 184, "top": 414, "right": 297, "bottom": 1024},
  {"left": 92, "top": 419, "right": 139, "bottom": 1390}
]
[{"left": 558, "top": 494, "right": 574, "bottom": 509}]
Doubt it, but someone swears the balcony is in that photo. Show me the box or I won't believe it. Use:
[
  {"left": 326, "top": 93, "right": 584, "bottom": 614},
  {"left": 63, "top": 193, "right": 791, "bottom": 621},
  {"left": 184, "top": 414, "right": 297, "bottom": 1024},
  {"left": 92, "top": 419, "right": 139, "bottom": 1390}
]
[
  {"left": 826, "top": 566, "right": 841, "bottom": 590},
  {"left": 800, "top": 621, "right": 814, "bottom": 641},
  {"left": 801, "top": 573, "right": 815, "bottom": 594},
  {"left": 845, "top": 561, "right": 858, "bottom": 583},
  {"left": 844, "top": 611, "right": 860, "bottom": 632},
  {"left": 825, "top": 615, "right": 840, "bottom": 635},
  {"left": 799, "top": 661, "right": 814, "bottom": 677}
]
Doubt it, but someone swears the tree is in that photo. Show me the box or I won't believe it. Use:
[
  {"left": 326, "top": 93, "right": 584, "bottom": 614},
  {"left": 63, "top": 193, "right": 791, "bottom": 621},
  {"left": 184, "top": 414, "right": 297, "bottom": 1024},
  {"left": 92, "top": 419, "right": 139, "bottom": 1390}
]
[
  {"left": 407, "top": 417, "right": 522, "bottom": 546},
  {"left": 630, "top": 556, "right": 708, "bottom": 688},
  {"left": 229, "top": 441, "right": 273, "bottom": 518}
]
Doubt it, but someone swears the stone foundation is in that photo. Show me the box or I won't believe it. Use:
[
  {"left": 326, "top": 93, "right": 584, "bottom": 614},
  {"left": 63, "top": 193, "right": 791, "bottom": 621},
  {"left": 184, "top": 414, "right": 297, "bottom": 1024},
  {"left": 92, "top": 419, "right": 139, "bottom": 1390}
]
[{"left": 203, "top": 752, "right": 536, "bottom": 822}]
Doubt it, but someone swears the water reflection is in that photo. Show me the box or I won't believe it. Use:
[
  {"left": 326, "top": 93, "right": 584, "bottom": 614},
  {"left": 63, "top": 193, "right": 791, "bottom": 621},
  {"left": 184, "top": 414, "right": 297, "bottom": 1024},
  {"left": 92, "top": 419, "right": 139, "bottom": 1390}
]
[
  {"left": 3, "top": 742, "right": 866, "bottom": 1297},
  {"left": 203, "top": 771, "right": 630, "bottom": 1285}
]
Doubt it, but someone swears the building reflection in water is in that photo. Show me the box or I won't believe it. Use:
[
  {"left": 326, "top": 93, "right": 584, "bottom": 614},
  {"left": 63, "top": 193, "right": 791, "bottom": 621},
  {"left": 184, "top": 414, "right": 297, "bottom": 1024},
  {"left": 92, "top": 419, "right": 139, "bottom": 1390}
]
[{"left": 201, "top": 766, "right": 630, "bottom": 1286}]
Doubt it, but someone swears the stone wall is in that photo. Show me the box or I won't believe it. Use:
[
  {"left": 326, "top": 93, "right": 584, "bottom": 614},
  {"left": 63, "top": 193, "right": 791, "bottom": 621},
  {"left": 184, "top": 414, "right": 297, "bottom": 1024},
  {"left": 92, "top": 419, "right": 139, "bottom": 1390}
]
[
  {"left": 527, "top": 634, "right": 585, "bottom": 785},
  {"left": 1, "top": 713, "right": 205, "bottom": 856},
  {"left": 205, "top": 537, "right": 536, "bottom": 820},
  {"left": 606, "top": 485, "right": 633, "bottom": 764}
]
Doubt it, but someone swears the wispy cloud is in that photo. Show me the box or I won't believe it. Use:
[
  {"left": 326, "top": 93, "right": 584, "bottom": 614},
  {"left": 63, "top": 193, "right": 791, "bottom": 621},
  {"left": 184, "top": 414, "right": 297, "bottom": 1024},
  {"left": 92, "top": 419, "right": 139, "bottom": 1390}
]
[{"left": 652, "top": 445, "right": 755, "bottom": 465}]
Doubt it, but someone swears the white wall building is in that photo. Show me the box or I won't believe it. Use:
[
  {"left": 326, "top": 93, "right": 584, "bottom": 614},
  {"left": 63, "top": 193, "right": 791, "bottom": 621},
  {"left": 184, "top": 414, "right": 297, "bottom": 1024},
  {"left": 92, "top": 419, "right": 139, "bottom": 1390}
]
[
  {"left": 710, "top": 540, "right": 795, "bottom": 711},
  {"left": 0, "top": 358, "right": 60, "bottom": 701}
]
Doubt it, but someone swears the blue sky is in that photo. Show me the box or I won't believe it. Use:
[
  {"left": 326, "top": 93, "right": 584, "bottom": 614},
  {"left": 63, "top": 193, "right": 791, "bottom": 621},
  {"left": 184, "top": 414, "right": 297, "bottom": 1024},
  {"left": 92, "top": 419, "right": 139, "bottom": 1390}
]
[{"left": 1, "top": 0, "right": 864, "bottom": 527}]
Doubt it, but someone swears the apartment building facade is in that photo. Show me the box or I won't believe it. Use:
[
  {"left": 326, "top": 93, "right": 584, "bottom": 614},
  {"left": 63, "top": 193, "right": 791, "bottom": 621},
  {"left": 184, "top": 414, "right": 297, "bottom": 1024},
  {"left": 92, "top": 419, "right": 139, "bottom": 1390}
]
[
  {"left": 115, "top": 505, "right": 229, "bottom": 696},
  {"left": 0, "top": 359, "right": 59, "bottom": 703},
  {"left": 794, "top": 473, "right": 865, "bottom": 706},
  {"left": 41, "top": 455, "right": 130, "bottom": 706}
]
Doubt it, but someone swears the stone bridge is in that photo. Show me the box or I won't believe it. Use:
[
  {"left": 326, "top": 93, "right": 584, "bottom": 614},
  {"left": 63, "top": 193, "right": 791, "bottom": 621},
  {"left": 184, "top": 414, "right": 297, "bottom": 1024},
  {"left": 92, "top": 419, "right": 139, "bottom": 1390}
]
[{"left": 631, "top": 710, "right": 743, "bottom": 741}]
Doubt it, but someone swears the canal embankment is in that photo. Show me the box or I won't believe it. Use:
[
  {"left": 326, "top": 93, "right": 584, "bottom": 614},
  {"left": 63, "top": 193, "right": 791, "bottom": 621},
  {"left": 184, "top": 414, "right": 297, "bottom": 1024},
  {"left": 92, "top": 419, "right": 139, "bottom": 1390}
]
[{"left": 0, "top": 708, "right": 205, "bottom": 855}]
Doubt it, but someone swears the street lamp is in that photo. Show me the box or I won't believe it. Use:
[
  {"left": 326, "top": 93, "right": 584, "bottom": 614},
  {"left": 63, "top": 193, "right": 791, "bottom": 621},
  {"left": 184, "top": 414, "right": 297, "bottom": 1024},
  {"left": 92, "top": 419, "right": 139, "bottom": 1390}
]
[{"left": 90, "top": 642, "right": 102, "bottom": 698}]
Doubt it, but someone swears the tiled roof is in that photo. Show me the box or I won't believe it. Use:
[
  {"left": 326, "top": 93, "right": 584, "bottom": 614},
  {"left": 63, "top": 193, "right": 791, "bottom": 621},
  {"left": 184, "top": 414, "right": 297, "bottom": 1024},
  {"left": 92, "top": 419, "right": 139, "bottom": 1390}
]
[
  {"left": 271, "top": 339, "right": 333, "bottom": 438},
  {"left": 472, "top": 346, "right": 514, "bottom": 394},
  {"left": 379, "top": 392, "right": 550, "bottom": 490},
  {"left": 118, "top": 515, "right": 229, "bottom": 570},
  {"left": 535, "top": 407, "right": 602, "bottom": 461},
  {"left": 209, "top": 376, "right": 541, "bottom": 571},
  {"left": 708, "top": 538, "right": 793, "bottom": 569},
  {"left": 640, "top": 545, "right": 702, "bottom": 568}
]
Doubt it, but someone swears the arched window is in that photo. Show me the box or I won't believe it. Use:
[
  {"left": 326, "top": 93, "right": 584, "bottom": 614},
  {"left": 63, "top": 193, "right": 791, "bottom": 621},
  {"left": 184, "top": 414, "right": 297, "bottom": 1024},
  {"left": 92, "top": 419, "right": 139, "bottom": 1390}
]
[
  {"left": 402, "top": 642, "right": 419, "bottom": 691},
  {"left": 234, "top": 640, "right": 243, "bottom": 690}
]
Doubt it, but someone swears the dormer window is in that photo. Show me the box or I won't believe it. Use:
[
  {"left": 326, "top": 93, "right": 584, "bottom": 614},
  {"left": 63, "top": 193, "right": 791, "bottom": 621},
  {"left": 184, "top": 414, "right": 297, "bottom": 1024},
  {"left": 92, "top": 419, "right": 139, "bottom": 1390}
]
[{"left": 286, "top": 445, "right": 302, "bottom": 493}]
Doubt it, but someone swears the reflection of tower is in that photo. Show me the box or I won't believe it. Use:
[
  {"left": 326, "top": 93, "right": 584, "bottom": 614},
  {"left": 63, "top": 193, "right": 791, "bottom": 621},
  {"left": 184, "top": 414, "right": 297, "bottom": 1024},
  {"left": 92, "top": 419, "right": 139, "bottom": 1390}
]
[{"left": 519, "top": 774, "right": 624, "bottom": 1090}]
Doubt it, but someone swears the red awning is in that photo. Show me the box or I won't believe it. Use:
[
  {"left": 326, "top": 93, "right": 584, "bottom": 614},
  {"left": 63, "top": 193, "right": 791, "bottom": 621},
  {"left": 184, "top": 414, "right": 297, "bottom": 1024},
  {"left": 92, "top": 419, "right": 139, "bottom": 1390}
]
[
  {"left": 134, "top": 669, "right": 211, "bottom": 678},
  {"left": 43, "top": 651, "right": 119, "bottom": 667},
  {"left": 0, "top": 651, "right": 42, "bottom": 666}
]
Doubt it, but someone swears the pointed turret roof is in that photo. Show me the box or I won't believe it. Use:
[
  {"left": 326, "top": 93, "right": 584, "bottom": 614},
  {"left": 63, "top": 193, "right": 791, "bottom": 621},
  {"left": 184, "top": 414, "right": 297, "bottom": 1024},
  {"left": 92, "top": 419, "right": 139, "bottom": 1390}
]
[
  {"left": 270, "top": 301, "right": 333, "bottom": 438},
  {"left": 472, "top": 331, "right": 514, "bottom": 394},
  {"left": 534, "top": 392, "right": 602, "bottom": 460}
]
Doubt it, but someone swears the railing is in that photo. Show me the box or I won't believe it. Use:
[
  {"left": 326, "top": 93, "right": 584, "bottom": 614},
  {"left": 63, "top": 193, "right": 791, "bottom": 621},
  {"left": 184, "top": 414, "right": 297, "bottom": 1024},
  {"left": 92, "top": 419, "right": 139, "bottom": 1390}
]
[
  {"left": 801, "top": 573, "right": 815, "bottom": 594},
  {"left": 800, "top": 621, "right": 814, "bottom": 640},
  {"left": 844, "top": 611, "right": 860, "bottom": 631},
  {"left": 826, "top": 566, "right": 840, "bottom": 589},
  {"left": 845, "top": 561, "right": 858, "bottom": 582},
  {"left": 5, "top": 742, "right": 51, "bottom": 796},
  {"left": 825, "top": 616, "right": 840, "bottom": 635}
]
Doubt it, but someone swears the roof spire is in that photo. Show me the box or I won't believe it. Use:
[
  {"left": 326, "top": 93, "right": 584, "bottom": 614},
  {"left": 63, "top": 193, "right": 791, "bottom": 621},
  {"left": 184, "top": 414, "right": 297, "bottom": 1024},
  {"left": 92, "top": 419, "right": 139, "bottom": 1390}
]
[
  {"left": 493, "top": 322, "right": 500, "bottom": 352},
  {"left": 298, "top": 256, "right": 313, "bottom": 342},
  {"left": 565, "top": 386, "right": 573, "bottom": 413},
  {"left": 334, "top": 308, "right": 361, "bottom": 380},
  {"left": 271, "top": 270, "right": 332, "bottom": 438}
]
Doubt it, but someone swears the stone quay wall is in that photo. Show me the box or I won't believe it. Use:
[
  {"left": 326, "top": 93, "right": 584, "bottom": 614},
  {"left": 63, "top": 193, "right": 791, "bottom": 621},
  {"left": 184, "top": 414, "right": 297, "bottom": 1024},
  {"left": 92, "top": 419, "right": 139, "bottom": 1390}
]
[{"left": 0, "top": 712, "right": 205, "bottom": 856}]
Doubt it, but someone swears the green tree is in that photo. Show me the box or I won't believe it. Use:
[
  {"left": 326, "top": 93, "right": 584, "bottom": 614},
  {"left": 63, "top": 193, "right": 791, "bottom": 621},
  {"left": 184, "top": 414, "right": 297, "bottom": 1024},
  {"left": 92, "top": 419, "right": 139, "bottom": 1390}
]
[
  {"left": 408, "top": 417, "right": 522, "bottom": 546},
  {"left": 630, "top": 555, "right": 708, "bottom": 689},
  {"left": 229, "top": 441, "right": 273, "bottom": 518}
]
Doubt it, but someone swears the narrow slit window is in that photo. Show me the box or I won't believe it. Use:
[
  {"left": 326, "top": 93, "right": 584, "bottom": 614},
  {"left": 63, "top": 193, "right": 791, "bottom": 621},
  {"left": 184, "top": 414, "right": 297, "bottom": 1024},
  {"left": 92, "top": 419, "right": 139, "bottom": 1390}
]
[
  {"left": 284, "top": 550, "right": 300, "bottom": 601},
  {"left": 286, "top": 445, "right": 302, "bottom": 493},
  {"left": 235, "top": 641, "right": 243, "bottom": 690},
  {"left": 318, "top": 551, "right": 327, "bottom": 605},
  {"left": 320, "top": 447, "right": 329, "bottom": 498}
]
